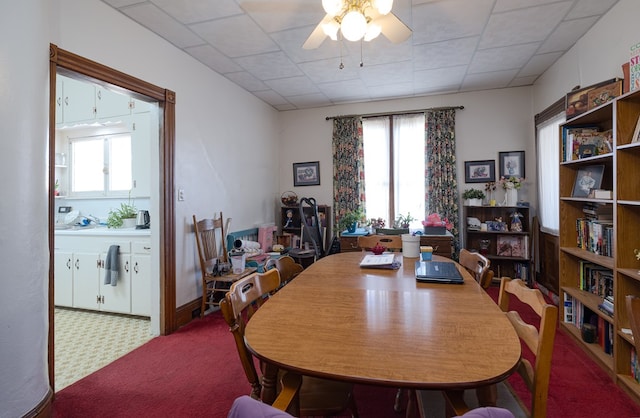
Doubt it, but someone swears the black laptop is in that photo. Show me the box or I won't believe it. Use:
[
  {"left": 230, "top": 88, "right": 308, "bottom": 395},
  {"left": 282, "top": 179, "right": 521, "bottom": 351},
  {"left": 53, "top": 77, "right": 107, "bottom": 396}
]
[{"left": 415, "top": 260, "right": 464, "bottom": 284}]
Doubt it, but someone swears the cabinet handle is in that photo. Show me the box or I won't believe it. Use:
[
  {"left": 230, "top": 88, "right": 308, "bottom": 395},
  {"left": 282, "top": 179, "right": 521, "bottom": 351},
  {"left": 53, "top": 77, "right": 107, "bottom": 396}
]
[
  {"left": 75, "top": 259, "right": 79, "bottom": 270},
  {"left": 97, "top": 259, "right": 102, "bottom": 268},
  {"left": 101, "top": 295, "right": 105, "bottom": 304},
  {"left": 66, "top": 258, "right": 72, "bottom": 269},
  {"left": 97, "top": 90, "right": 101, "bottom": 100},
  {"left": 143, "top": 246, "right": 151, "bottom": 250},
  {"left": 124, "top": 260, "right": 129, "bottom": 273},
  {"left": 96, "top": 295, "right": 101, "bottom": 304},
  {"left": 134, "top": 262, "right": 139, "bottom": 274},
  {"left": 57, "top": 97, "right": 61, "bottom": 106},
  {"left": 64, "top": 97, "right": 68, "bottom": 106}
]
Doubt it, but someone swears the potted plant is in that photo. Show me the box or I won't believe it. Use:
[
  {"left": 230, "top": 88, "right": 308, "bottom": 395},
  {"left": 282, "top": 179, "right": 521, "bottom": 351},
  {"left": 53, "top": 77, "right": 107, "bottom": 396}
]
[
  {"left": 394, "top": 213, "right": 415, "bottom": 228},
  {"left": 107, "top": 200, "right": 138, "bottom": 228},
  {"left": 339, "top": 208, "right": 364, "bottom": 233},
  {"left": 462, "top": 188, "right": 486, "bottom": 206}
]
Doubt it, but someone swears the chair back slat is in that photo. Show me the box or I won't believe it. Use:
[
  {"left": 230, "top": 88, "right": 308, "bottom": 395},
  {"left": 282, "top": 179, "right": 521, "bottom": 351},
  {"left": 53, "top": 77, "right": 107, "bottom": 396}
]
[{"left": 357, "top": 235, "right": 403, "bottom": 251}]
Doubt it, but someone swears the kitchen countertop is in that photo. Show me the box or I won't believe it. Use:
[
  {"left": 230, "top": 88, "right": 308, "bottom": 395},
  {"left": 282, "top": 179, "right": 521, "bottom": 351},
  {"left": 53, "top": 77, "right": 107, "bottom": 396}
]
[{"left": 55, "top": 226, "right": 151, "bottom": 236}]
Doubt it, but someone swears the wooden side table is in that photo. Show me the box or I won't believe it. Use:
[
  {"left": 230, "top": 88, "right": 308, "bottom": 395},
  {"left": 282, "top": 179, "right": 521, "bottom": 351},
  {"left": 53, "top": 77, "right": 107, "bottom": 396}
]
[{"left": 420, "top": 232, "right": 454, "bottom": 258}]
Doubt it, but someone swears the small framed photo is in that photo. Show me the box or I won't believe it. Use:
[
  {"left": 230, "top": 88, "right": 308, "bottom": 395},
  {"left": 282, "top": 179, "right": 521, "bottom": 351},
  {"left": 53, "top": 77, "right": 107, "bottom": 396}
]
[
  {"left": 499, "top": 151, "right": 525, "bottom": 179},
  {"left": 572, "top": 165, "right": 604, "bottom": 197},
  {"left": 464, "top": 160, "right": 495, "bottom": 183},
  {"left": 293, "top": 161, "right": 320, "bottom": 186}
]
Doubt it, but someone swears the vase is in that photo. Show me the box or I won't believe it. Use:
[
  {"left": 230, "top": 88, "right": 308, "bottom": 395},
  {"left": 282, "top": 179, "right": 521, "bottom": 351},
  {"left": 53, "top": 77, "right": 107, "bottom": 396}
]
[
  {"left": 505, "top": 188, "right": 518, "bottom": 206},
  {"left": 347, "top": 222, "right": 357, "bottom": 233}
]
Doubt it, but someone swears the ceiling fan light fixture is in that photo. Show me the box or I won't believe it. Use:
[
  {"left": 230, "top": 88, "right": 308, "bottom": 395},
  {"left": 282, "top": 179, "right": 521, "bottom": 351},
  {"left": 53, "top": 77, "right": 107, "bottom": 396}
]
[
  {"left": 323, "top": 20, "right": 340, "bottom": 40},
  {"left": 364, "top": 22, "right": 381, "bottom": 41},
  {"left": 341, "top": 10, "right": 367, "bottom": 41},
  {"left": 322, "top": 0, "right": 344, "bottom": 16},
  {"left": 372, "top": 0, "right": 393, "bottom": 15}
]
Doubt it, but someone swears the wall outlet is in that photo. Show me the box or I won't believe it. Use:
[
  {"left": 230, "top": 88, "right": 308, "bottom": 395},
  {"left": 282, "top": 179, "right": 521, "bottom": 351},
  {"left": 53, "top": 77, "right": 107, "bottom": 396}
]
[{"left": 178, "top": 189, "right": 185, "bottom": 201}]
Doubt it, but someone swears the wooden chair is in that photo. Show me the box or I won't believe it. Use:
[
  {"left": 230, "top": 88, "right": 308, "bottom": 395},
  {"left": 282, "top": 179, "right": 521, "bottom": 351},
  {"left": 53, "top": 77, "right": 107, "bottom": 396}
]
[
  {"left": 459, "top": 248, "right": 494, "bottom": 289},
  {"left": 193, "top": 213, "right": 229, "bottom": 317},
  {"left": 274, "top": 255, "right": 304, "bottom": 286},
  {"left": 444, "top": 278, "right": 557, "bottom": 418},
  {"left": 228, "top": 373, "right": 302, "bottom": 417},
  {"left": 357, "top": 235, "right": 403, "bottom": 252},
  {"left": 626, "top": 295, "right": 640, "bottom": 354},
  {"left": 220, "top": 269, "right": 359, "bottom": 418}
]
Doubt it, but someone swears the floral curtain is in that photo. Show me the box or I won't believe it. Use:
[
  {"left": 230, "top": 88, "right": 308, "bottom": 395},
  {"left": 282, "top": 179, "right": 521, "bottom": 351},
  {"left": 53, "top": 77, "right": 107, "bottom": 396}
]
[
  {"left": 425, "top": 109, "right": 460, "bottom": 257},
  {"left": 332, "top": 117, "right": 365, "bottom": 235}
]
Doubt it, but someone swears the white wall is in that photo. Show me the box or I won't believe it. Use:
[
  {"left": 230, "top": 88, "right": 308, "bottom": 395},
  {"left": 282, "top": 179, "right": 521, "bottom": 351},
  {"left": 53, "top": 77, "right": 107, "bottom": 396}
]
[
  {"left": 533, "top": 0, "right": 635, "bottom": 113},
  {"left": 55, "top": 0, "right": 282, "bottom": 309},
  {"left": 279, "top": 87, "right": 536, "bottom": 229},
  {"left": 0, "top": 1, "right": 52, "bottom": 416}
]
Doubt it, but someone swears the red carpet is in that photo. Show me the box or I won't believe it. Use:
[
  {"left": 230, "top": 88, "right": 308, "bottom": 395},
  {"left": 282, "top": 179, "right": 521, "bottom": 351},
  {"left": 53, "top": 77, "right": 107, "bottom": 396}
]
[{"left": 53, "top": 287, "right": 640, "bottom": 417}]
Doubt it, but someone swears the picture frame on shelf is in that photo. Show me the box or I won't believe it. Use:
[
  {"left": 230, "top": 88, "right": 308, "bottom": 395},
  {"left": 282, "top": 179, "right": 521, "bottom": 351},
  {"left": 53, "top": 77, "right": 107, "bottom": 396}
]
[
  {"left": 587, "top": 79, "right": 623, "bottom": 111},
  {"left": 497, "top": 236, "right": 526, "bottom": 258},
  {"left": 464, "top": 160, "right": 495, "bottom": 183},
  {"left": 571, "top": 164, "right": 604, "bottom": 197},
  {"left": 565, "top": 78, "right": 619, "bottom": 119},
  {"left": 498, "top": 151, "right": 525, "bottom": 178},
  {"left": 293, "top": 161, "right": 320, "bottom": 186}
]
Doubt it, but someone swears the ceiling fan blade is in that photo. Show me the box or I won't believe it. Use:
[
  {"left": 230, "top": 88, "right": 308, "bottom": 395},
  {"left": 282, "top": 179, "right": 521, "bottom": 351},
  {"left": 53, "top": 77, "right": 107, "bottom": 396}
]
[
  {"left": 302, "top": 14, "right": 332, "bottom": 50},
  {"left": 375, "top": 12, "right": 412, "bottom": 44}
]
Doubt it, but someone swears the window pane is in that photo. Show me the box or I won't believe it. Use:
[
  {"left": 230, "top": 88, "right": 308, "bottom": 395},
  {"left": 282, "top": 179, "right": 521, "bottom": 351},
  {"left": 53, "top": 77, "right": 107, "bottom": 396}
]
[
  {"left": 71, "top": 139, "right": 104, "bottom": 193},
  {"left": 393, "top": 114, "right": 425, "bottom": 229},
  {"left": 109, "top": 134, "right": 132, "bottom": 191},
  {"left": 536, "top": 114, "right": 564, "bottom": 235},
  {"left": 363, "top": 117, "right": 390, "bottom": 224}
]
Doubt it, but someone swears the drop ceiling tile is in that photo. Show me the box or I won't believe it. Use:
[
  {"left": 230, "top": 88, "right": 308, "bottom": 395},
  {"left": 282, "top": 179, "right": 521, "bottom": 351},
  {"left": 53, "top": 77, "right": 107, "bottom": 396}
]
[
  {"left": 285, "top": 93, "right": 333, "bottom": 109},
  {"left": 234, "top": 51, "right": 303, "bottom": 80},
  {"left": 413, "top": 66, "right": 466, "bottom": 90},
  {"left": 469, "top": 43, "right": 541, "bottom": 74},
  {"left": 412, "top": 0, "right": 493, "bottom": 45},
  {"left": 102, "top": 0, "right": 145, "bottom": 7},
  {"left": 359, "top": 61, "right": 413, "bottom": 87},
  {"left": 317, "top": 78, "right": 371, "bottom": 102},
  {"left": 462, "top": 69, "right": 520, "bottom": 91},
  {"left": 537, "top": 16, "right": 598, "bottom": 54},
  {"left": 243, "top": 0, "right": 324, "bottom": 33},
  {"left": 224, "top": 71, "right": 269, "bottom": 92},
  {"left": 265, "top": 76, "right": 319, "bottom": 97},
  {"left": 413, "top": 37, "right": 478, "bottom": 71},
  {"left": 298, "top": 57, "right": 361, "bottom": 84},
  {"left": 566, "top": 0, "right": 619, "bottom": 19},
  {"left": 184, "top": 44, "right": 243, "bottom": 74},
  {"left": 370, "top": 82, "right": 416, "bottom": 99},
  {"left": 121, "top": 3, "right": 204, "bottom": 48},
  {"left": 343, "top": 36, "right": 413, "bottom": 66},
  {"left": 252, "top": 89, "right": 289, "bottom": 106},
  {"left": 510, "top": 75, "right": 539, "bottom": 86},
  {"left": 190, "top": 14, "right": 279, "bottom": 57},
  {"left": 150, "top": 0, "right": 242, "bottom": 24},
  {"left": 493, "top": 0, "right": 559, "bottom": 13},
  {"left": 479, "top": 2, "right": 573, "bottom": 50},
  {"left": 518, "top": 52, "right": 564, "bottom": 77}
]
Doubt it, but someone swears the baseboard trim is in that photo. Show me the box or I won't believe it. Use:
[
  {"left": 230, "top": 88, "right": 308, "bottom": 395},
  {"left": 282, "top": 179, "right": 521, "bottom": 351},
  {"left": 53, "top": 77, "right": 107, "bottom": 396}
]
[{"left": 175, "top": 298, "right": 201, "bottom": 329}]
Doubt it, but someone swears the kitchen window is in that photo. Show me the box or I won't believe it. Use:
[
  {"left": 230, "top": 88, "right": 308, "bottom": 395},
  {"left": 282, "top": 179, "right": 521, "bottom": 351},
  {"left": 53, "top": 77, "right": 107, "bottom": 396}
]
[
  {"left": 69, "top": 132, "right": 132, "bottom": 197},
  {"left": 362, "top": 113, "right": 425, "bottom": 228}
]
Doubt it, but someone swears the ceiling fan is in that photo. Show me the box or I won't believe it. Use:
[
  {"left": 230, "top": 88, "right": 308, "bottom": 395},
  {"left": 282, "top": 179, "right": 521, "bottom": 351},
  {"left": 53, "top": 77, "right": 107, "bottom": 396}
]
[{"left": 303, "top": 0, "right": 412, "bottom": 49}]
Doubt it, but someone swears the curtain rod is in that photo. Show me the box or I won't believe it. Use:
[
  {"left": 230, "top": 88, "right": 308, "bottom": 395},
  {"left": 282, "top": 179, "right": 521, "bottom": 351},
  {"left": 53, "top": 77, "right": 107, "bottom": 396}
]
[{"left": 325, "top": 105, "right": 464, "bottom": 120}]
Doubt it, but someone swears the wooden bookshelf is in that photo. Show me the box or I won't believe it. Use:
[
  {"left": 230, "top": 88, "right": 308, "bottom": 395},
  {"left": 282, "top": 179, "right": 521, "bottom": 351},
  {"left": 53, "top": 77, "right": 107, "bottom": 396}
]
[{"left": 558, "top": 88, "right": 640, "bottom": 403}]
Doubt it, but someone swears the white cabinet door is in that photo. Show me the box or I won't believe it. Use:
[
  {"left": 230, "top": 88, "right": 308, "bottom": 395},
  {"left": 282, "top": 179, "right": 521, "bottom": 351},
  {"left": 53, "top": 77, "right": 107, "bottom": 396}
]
[
  {"left": 54, "top": 251, "right": 73, "bottom": 307},
  {"left": 55, "top": 78, "right": 63, "bottom": 125},
  {"left": 72, "top": 252, "right": 101, "bottom": 310},
  {"left": 131, "top": 250, "right": 151, "bottom": 316},
  {"left": 95, "top": 87, "right": 132, "bottom": 120},
  {"left": 129, "top": 113, "right": 151, "bottom": 197},
  {"left": 100, "top": 253, "right": 132, "bottom": 314},
  {"left": 61, "top": 76, "right": 96, "bottom": 124}
]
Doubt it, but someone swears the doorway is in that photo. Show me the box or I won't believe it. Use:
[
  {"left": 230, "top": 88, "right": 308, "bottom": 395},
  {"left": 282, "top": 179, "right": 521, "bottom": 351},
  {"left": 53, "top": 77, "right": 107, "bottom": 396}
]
[{"left": 48, "top": 44, "right": 177, "bottom": 393}]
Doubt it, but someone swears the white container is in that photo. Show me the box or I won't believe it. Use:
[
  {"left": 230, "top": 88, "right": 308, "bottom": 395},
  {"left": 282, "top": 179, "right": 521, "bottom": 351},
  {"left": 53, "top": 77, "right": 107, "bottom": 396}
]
[
  {"left": 401, "top": 234, "right": 420, "bottom": 258},
  {"left": 230, "top": 253, "right": 246, "bottom": 274}
]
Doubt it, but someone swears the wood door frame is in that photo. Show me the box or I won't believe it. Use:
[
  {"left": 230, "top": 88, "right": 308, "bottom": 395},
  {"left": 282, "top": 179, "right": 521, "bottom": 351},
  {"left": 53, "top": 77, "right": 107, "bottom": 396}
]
[{"left": 48, "top": 44, "right": 177, "bottom": 392}]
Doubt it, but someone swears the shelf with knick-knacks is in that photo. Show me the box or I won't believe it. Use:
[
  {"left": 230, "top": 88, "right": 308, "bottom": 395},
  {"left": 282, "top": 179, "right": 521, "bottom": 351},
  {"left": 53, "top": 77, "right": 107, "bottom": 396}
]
[{"left": 463, "top": 205, "right": 531, "bottom": 285}]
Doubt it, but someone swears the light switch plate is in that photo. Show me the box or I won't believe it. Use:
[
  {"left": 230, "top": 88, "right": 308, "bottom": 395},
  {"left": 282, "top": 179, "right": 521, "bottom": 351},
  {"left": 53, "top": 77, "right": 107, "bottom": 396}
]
[{"left": 58, "top": 206, "right": 72, "bottom": 213}]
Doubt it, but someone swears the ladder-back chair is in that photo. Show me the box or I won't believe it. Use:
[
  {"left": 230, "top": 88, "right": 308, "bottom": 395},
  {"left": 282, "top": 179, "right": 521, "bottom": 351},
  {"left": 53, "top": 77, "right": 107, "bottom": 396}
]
[
  {"left": 357, "top": 235, "right": 403, "bottom": 252},
  {"left": 459, "top": 248, "right": 494, "bottom": 289},
  {"left": 220, "top": 269, "right": 359, "bottom": 417},
  {"left": 193, "top": 213, "right": 229, "bottom": 317}
]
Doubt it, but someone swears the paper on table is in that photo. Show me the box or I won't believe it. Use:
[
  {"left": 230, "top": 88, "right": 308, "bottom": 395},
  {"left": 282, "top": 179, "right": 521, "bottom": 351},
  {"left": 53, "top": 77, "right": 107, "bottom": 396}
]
[{"left": 359, "top": 254, "right": 400, "bottom": 269}]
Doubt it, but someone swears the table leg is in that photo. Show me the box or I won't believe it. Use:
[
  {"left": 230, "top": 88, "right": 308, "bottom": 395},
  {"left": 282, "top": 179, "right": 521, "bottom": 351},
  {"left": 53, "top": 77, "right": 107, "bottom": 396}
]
[
  {"left": 476, "top": 384, "right": 497, "bottom": 406},
  {"left": 261, "top": 362, "right": 279, "bottom": 405}
]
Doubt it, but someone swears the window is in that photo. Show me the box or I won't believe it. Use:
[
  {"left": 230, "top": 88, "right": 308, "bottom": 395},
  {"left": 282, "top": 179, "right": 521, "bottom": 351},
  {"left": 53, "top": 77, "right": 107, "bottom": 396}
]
[
  {"left": 69, "top": 133, "right": 132, "bottom": 197},
  {"left": 536, "top": 113, "right": 564, "bottom": 235},
  {"left": 363, "top": 113, "right": 425, "bottom": 228}
]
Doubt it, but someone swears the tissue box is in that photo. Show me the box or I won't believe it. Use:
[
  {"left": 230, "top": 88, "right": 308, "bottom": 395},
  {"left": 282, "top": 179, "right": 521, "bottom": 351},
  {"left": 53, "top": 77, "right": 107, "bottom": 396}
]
[{"left": 424, "top": 225, "right": 446, "bottom": 235}]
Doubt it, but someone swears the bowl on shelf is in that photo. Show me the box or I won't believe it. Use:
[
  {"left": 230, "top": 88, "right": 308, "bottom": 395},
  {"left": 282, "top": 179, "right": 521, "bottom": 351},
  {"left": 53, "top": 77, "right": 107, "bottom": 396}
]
[{"left": 281, "top": 191, "right": 298, "bottom": 206}]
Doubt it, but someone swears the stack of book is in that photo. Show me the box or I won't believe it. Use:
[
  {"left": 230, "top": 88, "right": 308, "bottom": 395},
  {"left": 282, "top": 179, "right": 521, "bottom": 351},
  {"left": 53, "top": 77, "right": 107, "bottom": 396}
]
[
  {"left": 598, "top": 295, "right": 614, "bottom": 317},
  {"left": 576, "top": 203, "right": 614, "bottom": 256},
  {"left": 579, "top": 261, "right": 613, "bottom": 299}
]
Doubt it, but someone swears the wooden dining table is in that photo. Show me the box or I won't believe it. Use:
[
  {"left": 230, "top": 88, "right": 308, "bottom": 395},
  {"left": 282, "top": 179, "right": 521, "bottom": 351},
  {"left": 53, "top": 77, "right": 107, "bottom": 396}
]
[{"left": 244, "top": 252, "right": 521, "bottom": 404}]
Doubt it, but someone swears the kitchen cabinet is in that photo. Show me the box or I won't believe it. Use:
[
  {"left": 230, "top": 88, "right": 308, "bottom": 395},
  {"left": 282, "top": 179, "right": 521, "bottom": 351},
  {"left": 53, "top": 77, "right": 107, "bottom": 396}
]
[
  {"left": 54, "top": 232, "right": 151, "bottom": 316},
  {"left": 129, "top": 113, "right": 152, "bottom": 198}
]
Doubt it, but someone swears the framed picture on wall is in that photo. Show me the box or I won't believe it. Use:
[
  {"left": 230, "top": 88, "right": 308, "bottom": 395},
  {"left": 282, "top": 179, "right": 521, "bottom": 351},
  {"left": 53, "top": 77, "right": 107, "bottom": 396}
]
[
  {"left": 498, "top": 151, "right": 525, "bottom": 178},
  {"left": 464, "top": 160, "right": 495, "bottom": 183},
  {"left": 293, "top": 161, "right": 320, "bottom": 186}
]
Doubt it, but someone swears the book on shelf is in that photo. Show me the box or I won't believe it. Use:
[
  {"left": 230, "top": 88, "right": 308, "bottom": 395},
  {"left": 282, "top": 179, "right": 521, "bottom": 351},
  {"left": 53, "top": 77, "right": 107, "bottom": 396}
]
[
  {"left": 359, "top": 254, "right": 401, "bottom": 270},
  {"left": 578, "top": 260, "right": 613, "bottom": 298},
  {"left": 589, "top": 189, "right": 612, "bottom": 199},
  {"left": 564, "top": 293, "right": 574, "bottom": 323},
  {"left": 562, "top": 126, "right": 612, "bottom": 162},
  {"left": 582, "top": 202, "right": 613, "bottom": 220},
  {"left": 575, "top": 217, "right": 614, "bottom": 257}
]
